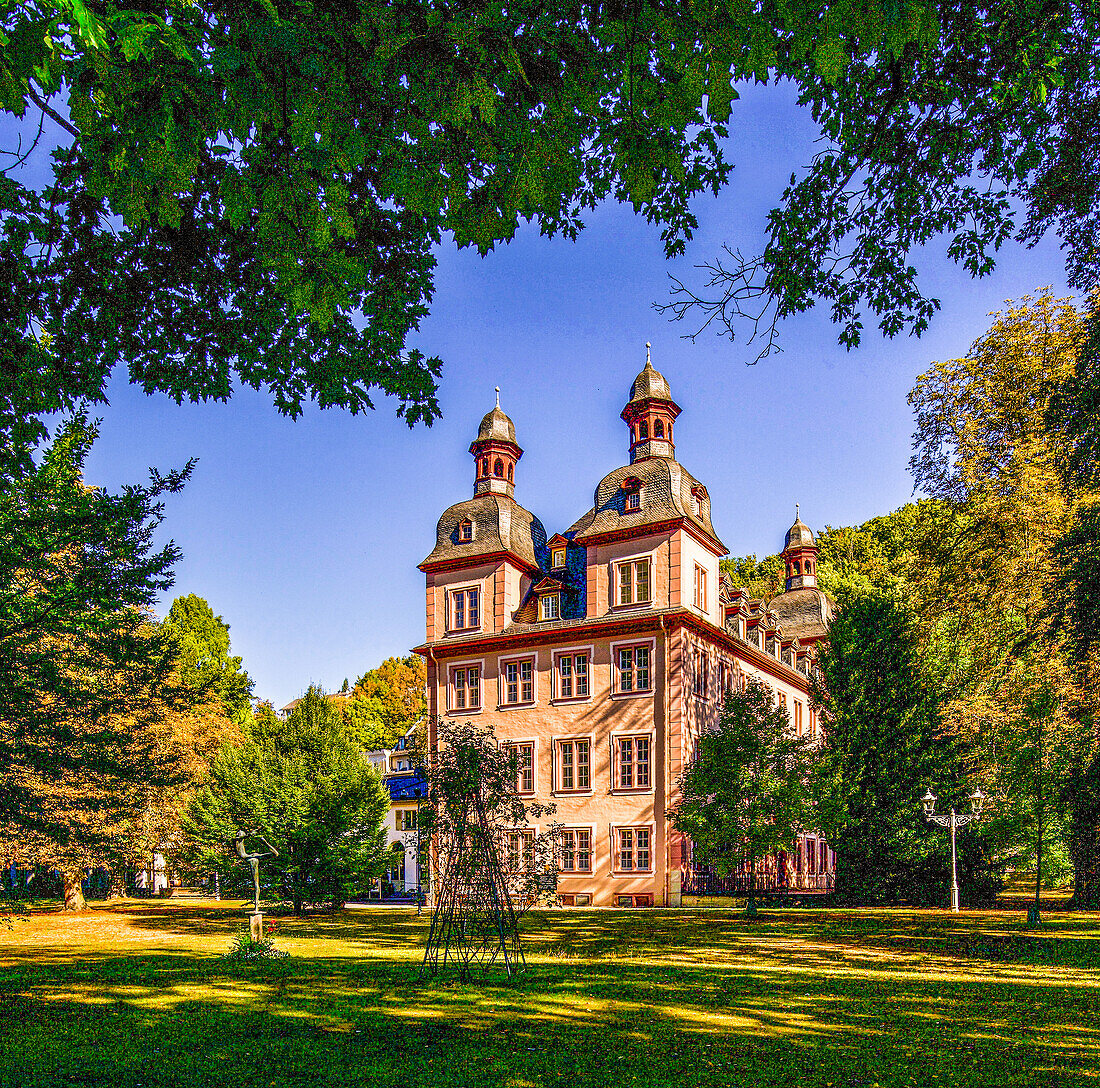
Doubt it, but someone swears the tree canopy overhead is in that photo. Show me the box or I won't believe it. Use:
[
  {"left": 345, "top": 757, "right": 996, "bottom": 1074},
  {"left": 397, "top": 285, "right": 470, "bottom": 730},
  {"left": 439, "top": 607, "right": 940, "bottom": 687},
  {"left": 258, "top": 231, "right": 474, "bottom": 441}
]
[{"left": 4, "top": 0, "right": 1099, "bottom": 463}]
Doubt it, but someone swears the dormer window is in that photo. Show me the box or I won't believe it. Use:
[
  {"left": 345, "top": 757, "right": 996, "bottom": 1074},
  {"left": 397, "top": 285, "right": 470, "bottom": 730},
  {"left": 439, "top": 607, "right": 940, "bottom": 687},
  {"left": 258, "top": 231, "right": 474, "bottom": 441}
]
[
  {"left": 690, "top": 484, "right": 707, "bottom": 519},
  {"left": 539, "top": 593, "right": 561, "bottom": 621},
  {"left": 459, "top": 519, "right": 474, "bottom": 543},
  {"left": 551, "top": 546, "right": 566, "bottom": 569},
  {"left": 621, "top": 476, "right": 642, "bottom": 513}
]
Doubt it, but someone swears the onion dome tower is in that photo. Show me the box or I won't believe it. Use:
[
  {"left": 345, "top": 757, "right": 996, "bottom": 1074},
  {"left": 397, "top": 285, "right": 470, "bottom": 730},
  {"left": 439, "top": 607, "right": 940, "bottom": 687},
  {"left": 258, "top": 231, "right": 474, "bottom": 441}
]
[
  {"left": 470, "top": 388, "right": 522, "bottom": 499},
  {"left": 620, "top": 344, "right": 681, "bottom": 463},
  {"left": 769, "top": 506, "right": 832, "bottom": 646},
  {"left": 782, "top": 505, "right": 818, "bottom": 590}
]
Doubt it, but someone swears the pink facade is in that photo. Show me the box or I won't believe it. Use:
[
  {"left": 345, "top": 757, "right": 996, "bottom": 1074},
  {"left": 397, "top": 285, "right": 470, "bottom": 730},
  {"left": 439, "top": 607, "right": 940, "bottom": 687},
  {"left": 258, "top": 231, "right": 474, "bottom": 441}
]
[{"left": 415, "top": 355, "right": 834, "bottom": 906}]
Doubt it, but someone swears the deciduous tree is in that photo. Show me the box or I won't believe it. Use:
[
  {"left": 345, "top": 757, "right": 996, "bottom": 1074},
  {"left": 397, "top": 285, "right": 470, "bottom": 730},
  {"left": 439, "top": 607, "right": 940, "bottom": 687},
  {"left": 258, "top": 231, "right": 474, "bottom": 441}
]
[
  {"left": 185, "top": 687, "right": 390, "bottom": 913},
  {"left": 4, "top": 0, "right": 1100, "bottom": 468},
  {"left": 670, "top": 679, "right": 814, "bottom": 908},
  {"left": 163, "top": 594, "right": 253, "bottom": 722}
]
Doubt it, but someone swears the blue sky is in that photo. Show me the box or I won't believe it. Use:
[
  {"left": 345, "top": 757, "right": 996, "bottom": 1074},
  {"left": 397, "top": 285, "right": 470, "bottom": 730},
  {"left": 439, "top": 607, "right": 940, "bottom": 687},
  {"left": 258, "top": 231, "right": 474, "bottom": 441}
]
[{"left": 7, "top": 81, "right": 1077, "bottom": 707}]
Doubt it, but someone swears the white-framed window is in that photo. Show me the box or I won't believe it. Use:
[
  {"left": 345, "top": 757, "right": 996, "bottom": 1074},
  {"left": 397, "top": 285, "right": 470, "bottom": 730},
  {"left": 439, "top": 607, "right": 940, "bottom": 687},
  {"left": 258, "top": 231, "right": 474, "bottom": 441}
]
[
  {"left": 559, "top": 828, "right": 593, "bottom": 873},
  {"left": 718, "top": 660, "right": 731, "bottom": 697},
  {"left": 505, "top": 829, "right": 535, "bottom": 871},
  {"left": 500, "top": 656, "right": 535, "bottom": 706},
  {"left": 400, "top": 810, "right": 417, "bottom": 831},
  {"left": 615, "top": 642, "right": 652, "bottom": 694},
  {"left": 794, "top": 700, "right": 803, "bottom": 736},
  {"left": 448, "top": 586, "right": 480, "bottom": 632},
  {"left": 555, "top": 650, "right": 590, "bottom": 700},
  {"left": 557, "top": 738, "right": 591, "bottom": 792},
  {"left": 625, "top": 488, "right": 641, "bottom": 512},
  {"left": 551, "top": 546, "right": 566, "bottom": 568},
  {"left": 503, "top": 741, "right": 535, "bottom": 793},
  {"left": 693, "top": 564, "right": 708, "bottom": 612},
  {"left": 538, "top": 593, "right": 560, "bottom": 621},
  {"left": 449, "top": 663, "right": 482, "bottom": 711},
  {"left": 615, "top": 735, "right": 651, "bottom": 789},
  {"left": 615, "top": 557, "right": 651, "bottom": 606},
  {"left": 458, "top": 519, "right": 474, "bottom": 543},
  {"left": 615, "top": 827, "right": 652, "bottom": 872},
  {"left": 693, "top": 650, "right": 708, "bottom": 698}
]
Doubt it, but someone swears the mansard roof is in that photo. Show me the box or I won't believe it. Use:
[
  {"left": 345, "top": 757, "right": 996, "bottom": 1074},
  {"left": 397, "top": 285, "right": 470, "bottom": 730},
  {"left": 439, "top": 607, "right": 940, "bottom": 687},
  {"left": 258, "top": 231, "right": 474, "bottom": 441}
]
[
  {"left": 420, "top": 493, "right": 546, "bottom": 572},
  {"left": 569, "top": 456, "right": 726, "bottom": 553},
  {"left": 767, "top": 585, "right": 834, "bottom": 642}
]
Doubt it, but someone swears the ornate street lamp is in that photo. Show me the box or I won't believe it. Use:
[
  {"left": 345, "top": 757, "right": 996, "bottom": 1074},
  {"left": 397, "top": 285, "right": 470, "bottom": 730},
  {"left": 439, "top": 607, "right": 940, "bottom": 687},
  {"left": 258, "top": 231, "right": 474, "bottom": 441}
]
[{"left": 921, "top": 788, "right": 986, "bottom": 912}]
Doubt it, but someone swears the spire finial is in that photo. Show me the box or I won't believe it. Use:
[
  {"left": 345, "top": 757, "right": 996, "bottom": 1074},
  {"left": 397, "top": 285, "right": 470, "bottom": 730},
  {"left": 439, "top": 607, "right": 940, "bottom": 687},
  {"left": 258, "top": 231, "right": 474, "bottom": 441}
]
[
  {"left": 645, "top": 342, "right": 652, "bottom": 367},
  {"left": 495, "top": 386, "right": 500, "bottom": 409},
  {"left": 796, "top": 502, "right": 799, "bottom": 520}
]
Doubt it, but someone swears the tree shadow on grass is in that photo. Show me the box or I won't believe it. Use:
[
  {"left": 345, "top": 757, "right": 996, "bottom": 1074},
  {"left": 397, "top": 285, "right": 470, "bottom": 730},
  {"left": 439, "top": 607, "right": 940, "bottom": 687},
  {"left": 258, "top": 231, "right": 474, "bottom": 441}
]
[{"left": 3, "top": 933, "right": 1100, "bottom": 1088}]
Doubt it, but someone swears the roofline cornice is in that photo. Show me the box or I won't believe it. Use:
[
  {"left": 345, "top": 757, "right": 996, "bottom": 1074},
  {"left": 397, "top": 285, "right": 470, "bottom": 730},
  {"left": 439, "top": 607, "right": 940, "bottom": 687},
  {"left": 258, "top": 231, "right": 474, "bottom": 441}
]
[
  {"left": 418, "top": 548, "right": 541, "bottom": 576},
  {"left": 574, "top": 516, "right": 727, "bottom": 556},
  {"left": 414, "top": 607, "right": 811, "bottom": 692}
]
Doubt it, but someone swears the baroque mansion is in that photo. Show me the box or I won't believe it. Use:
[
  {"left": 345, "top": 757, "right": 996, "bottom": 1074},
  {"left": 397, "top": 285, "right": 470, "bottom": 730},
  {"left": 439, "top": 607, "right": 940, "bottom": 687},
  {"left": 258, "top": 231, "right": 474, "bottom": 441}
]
[{"left": 415, "top": 351, "right": 835, "bottom": 907}]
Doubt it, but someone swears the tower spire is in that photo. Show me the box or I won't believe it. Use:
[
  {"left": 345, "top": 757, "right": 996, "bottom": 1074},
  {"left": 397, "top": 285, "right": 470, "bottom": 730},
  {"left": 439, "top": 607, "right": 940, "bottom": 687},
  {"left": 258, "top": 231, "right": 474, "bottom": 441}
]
[
  {"left": 621, "top": 347, "right": 680, "bottom": 463},
  {"left": 471, "top": 397, "right": 522, "bottom": 499}
]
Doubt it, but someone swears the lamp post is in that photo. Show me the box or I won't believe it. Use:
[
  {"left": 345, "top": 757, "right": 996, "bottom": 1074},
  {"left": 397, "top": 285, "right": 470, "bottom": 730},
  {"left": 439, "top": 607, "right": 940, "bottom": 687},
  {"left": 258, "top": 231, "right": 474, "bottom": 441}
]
[{"left": 921, "top": 788, "right": 986, "bottom": 913}]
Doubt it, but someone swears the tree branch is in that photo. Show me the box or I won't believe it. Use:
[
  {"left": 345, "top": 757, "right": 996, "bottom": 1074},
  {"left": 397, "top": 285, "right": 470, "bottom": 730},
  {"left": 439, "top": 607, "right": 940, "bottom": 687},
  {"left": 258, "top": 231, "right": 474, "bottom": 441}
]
[{"left": 27, "top": 87, "right": 80, "bottom": 141}]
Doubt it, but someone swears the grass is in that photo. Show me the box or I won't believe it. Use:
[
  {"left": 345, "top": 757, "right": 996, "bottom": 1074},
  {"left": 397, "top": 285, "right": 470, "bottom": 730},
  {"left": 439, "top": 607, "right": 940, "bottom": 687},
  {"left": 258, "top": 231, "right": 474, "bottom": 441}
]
[{"left": 2, "top": 900, "right": 1099, "bottom": 1087}]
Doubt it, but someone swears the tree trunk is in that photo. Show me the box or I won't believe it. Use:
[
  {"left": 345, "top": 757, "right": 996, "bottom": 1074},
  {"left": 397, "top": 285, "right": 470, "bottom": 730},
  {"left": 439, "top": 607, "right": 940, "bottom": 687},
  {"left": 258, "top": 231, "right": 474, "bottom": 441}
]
[
  {"left": 62, "top": 869, "right": 87, "bottom": 911},
  {"left": 108, "top": 871, "right": 124, "bottom": 899}
]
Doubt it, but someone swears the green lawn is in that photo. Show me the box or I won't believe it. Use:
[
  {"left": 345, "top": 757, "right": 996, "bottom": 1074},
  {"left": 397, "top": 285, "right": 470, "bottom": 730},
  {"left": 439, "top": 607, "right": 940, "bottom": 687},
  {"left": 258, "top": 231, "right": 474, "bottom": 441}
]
[{"left": 2, "top": 900, "right": 1098, "bottom": 1087}]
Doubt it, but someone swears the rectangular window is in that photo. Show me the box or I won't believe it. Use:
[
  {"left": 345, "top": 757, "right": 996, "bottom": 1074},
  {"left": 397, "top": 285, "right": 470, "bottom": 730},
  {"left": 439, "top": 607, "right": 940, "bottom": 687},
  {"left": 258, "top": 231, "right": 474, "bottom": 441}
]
[
  {"left": 556, "top": 653, "right": 589, "bottom": 699},
  {"left": 451, "top": 665, "right": 481, "bottom": 711},
  {"left": 616, "top": 558, "right": 651, "bottom": 606},
  {"left": 693, "top": 652, "right": 708, "bottom": 698},
  {"left": 625, "top": 490, "right": 641, "bottom": 511},
  {"left": 505, "top": 829, "right": 535, "bottom": 871},
  {"left": 617, "top": 736, "right": 650, "bottom": 789},
  {"left": 503, "top": 742, "right": 535, "bottom": 793},
  {"left": 401, "top": 810, "right": 417, "bottom": 831},
  {"left": 560, "top": 829, "right": 592, "bottom": 872},
  {"left": 794, "top": 700, "right": 803, "bottom": 736},
  {"left": 617, "top": 828, "right": 651, "bottom": 872},
  {"left": 539, "top": 594, "right": 560, "bottom": 621},
  {"left": 558, "top": 739, "right": 591, "bottom": 792},
  {"left": 502, "top": 658, "right": 534, "bottom": 705},
  {"left": 718, "top": 661, "right": 731, "bottom": 697},
  {"left": 551, "top": 546, "right": 566, "bottom": 568},
  {"left": 450, "top": 588, "right": 480, "bottom": 631},
  {"left": 694, "top": 564, "right": 708, "bottom": 612},
  {"left": 617, "top": 645, "right": 651, "bottom": 693}
]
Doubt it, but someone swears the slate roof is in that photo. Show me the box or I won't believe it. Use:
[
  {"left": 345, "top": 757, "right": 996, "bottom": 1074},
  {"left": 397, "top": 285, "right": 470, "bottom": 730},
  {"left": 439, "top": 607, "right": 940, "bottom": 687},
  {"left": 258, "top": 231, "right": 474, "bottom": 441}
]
[
  {"left": 421, "top": 493, "right": 547, "bottom": 570},
  {"left": 626, "top": 358, "right": 673, "bottom": 406},
  {"left": 387, "top": 771, "right": 428, "bottom": 802},
  {"left": 570, "top": 456, "right": 725, "bottom": 552},
  {"left": 476, "top": 406, "right": 517, "bottom": 445},
  {"left": 767, "top": 586, "right": 834, "bottom": 641},
  {"left": 784, "top": 516, "right": 816, "bottom": 550}
]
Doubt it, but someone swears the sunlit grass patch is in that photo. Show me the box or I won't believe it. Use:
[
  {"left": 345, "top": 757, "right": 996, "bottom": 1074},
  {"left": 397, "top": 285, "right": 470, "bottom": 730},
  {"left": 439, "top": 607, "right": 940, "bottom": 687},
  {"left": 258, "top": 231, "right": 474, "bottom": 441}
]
[{"left": 0, "top": 900, "right": 1097, "bottom": 1087}]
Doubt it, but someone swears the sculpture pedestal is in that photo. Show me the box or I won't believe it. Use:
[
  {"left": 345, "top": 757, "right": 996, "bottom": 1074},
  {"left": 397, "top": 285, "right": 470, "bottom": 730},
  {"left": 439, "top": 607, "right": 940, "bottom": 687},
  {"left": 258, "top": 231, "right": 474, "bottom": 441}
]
[{"left": 249, "top": 911, "right": 264, "bottom": 942}]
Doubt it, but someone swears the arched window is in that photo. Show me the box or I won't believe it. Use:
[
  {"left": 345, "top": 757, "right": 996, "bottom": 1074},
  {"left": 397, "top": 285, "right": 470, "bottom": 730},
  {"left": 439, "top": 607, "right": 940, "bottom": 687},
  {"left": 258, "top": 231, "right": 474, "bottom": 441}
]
[
  {"left": 507, "top": 464, "right": 513, "bottom": 482},
  {"left": 804, "top": 560, "right": 811, "bottom": 574},
  {"left": 494, "top": 458, "right": 504, "bottom": 477},
  {"left": 640, "top": 421, "right": 649, "bottom": 440},
  {"left": 655, "top": 420, "right": 665, "bottom": 438},
  {"left": 481, "top": 458, "right": 489, "bottom": 476}
]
